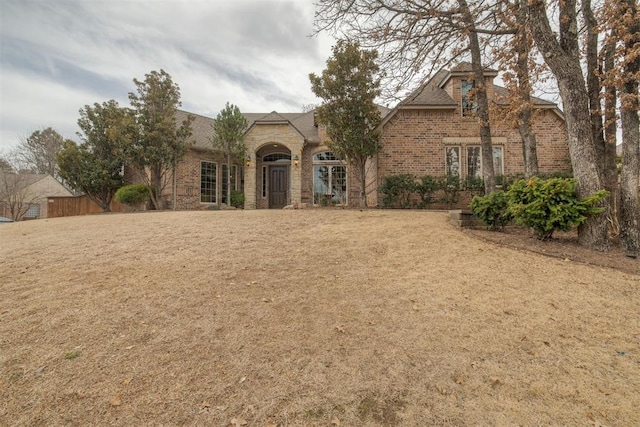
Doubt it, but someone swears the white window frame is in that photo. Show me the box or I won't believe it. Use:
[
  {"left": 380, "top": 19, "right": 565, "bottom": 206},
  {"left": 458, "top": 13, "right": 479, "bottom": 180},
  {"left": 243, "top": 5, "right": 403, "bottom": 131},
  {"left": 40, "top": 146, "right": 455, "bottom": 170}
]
[
  {"left": 465, "top": 145, "right": 504, "bottom": 178},
  {"left": 312, "top": 151, "right": 348, "bottom": 205},
  {"left": 200, "top": 161, "right": 217, "bottom": 204}
]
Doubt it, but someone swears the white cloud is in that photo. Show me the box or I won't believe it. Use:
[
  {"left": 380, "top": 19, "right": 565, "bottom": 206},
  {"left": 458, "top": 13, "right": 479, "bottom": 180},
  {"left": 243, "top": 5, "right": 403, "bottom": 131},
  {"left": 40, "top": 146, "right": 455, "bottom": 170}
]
[{"left": 0, "top": 0, "right": 334, "bottom": 150}]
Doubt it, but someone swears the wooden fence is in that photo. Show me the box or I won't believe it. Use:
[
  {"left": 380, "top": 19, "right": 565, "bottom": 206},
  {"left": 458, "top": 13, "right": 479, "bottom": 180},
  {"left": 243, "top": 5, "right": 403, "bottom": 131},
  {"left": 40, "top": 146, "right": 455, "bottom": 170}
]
[{"left": 47, "top": 195, "right": 125, "bottom": 218}]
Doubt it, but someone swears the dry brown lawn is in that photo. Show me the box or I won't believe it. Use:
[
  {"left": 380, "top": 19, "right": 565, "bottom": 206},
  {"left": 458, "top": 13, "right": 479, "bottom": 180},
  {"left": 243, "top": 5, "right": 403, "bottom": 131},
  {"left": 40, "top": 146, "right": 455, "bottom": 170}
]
[{"left": 1, "top": 209, "right": 638, "bottom": 426}]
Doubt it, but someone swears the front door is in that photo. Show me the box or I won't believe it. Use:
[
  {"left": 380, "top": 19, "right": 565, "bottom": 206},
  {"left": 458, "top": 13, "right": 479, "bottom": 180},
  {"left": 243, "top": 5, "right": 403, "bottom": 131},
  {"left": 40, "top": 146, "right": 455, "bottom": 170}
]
[{"left": 269, "top": 166, "right": 288, "bottom": 208}]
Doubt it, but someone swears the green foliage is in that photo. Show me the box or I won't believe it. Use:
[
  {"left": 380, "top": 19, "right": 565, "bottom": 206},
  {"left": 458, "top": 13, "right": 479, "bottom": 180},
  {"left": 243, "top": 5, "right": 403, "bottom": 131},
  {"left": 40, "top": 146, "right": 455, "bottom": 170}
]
[
  {"left": 211, "top": 103, "right": 248, "bottom": 159},
  {"left": 470, "top": 191, "right": 512, "bottom": 230},
  {"left": 415, "top": 175, "right": 438, "bottom": 208},
  {"left": 57, "top": 100, "right": 131, "bottom": 212},
  {"left": 230, "top": 190, "right": 245, "bottom": 209},
  {"left": 463, "top": 175, "right": 484, "bottom": 192},
  {"left": 507, "top": 177, "right": 608, "bottom": 240},
  {"left": 212, "top": 103, "right": 248, "bottom": 206},
  {"left": 127, "top": 69, "right": 194, "bottom": 210},
  {"left": 437, "top": 175, "right": 461, "bottom": 207},
  {"left": 16, "top": 127, "right": 65, "bottom": 177},
  {"left": 310, "top": 40, "right": 382, "bottom": 206},
  {"left": 379, "top": 174, "right": 416, "bottom": 208},
  {"left": 115, "top": 184, "right": 150, "bottom": 208}
]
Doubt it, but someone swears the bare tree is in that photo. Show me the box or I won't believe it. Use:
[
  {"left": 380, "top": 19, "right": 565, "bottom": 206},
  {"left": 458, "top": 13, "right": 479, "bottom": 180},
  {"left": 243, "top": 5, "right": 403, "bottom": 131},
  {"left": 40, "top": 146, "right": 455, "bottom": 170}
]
[
  {"left": 0, "top": 171, "right": 40, "bottom": 221},
  {"left": 313, "top": 0, "right": 516, "bottom": 193}
]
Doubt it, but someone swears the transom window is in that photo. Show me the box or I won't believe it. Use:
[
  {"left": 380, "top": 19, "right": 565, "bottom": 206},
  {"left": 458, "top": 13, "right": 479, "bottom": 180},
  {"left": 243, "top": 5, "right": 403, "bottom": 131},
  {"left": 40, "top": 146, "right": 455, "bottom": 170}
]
[
  {"left": 313, "top": 151, "right": 342, "bottom": 161},
  {"left": 200, "top": 161, "right": 217, "bottom": 203},
  {"left": 263, "top": 153, "right": 291, "bottom": 162},
  {"left": 313, "top": 151, "right": 347, "bottom": 205}
]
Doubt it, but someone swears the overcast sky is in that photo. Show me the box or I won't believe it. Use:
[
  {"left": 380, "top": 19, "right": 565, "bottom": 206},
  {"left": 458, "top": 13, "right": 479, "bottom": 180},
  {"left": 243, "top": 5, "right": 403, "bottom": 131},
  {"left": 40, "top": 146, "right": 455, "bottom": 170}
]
[{"left": 0, "top": 0, "right": 336, "bottom": 151}]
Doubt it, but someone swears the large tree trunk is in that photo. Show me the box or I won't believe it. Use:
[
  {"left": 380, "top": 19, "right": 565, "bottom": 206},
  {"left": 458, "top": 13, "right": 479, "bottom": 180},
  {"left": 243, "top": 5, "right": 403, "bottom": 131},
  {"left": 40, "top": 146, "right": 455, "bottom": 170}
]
[
  {"left": 459, "top": 0, "right": 495, "bottom": 193},
  {"left": 527, "top": 0, "right": 609, "bottom": 251},
  {"left": 618, "top": 0, "right": 640, "bottom": 256},
  {"left": 603, "top": 39, "right": 619, "bottom": 233},
  {"left": 516, "top": 0, "right": 538, "bottom": 178}
]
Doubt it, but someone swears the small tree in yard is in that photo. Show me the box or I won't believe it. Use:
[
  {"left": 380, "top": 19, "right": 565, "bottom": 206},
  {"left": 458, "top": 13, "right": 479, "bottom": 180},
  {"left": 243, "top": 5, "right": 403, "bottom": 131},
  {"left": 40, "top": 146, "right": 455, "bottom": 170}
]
[
  {"left": 57, "top": 100, "right": 132, "bottom": 212},
  {"left": 128, "top": 69, "right": 194, "bottom": 210},
  {"left": 211, "top": 102, "right": 248, "bottom": 206},
  {"left": 310, "top": 40, "right": 382, "bottom": 207}
]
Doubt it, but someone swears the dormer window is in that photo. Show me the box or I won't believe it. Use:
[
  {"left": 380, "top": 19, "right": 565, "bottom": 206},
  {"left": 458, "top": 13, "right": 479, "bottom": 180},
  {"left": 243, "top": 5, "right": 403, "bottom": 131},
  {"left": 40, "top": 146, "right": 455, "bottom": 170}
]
[{"left": 461, "top": 79, "right": 477, "bottom": 116}]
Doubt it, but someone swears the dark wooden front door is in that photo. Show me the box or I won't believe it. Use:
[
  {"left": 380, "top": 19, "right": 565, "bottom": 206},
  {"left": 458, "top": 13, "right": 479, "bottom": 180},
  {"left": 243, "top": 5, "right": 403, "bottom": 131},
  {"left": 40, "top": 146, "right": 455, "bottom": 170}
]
[{"left": 269, "top": 166, "right": 288, "bottom": 208}]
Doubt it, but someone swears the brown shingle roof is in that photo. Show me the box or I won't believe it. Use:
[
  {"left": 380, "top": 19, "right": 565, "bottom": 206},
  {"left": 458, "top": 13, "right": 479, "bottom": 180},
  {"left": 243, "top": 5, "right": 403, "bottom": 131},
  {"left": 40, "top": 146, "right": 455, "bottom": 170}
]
[
  {"left": 176, "top": 109, "right": 322, "bottom": 150},
  {"left": 492, "top": 86, "right": 556, "bottom": 107},
  {"left": 400, "top": 69, "right": 457, "bottom": 107}
]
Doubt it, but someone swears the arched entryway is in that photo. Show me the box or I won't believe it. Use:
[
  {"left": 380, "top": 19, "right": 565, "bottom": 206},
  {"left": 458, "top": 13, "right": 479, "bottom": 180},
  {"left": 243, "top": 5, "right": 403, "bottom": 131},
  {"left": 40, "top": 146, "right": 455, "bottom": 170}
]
[{"left": 256, "top": 143, "right": 292, "bottom": 209}]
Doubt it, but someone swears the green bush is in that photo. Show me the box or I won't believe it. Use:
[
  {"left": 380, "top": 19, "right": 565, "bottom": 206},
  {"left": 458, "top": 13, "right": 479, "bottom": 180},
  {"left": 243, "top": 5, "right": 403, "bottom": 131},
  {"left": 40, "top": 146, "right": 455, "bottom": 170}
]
[
  {"left": 230, "top": 190, "right": 245, "bottom": 209},
  {"left": 507, "top": 177, "right": 607, "bottom": 240},
  {"left": 437, "top": 175, "right": 461, "bottom": 208},
  {"left": 380, "top": 174, "right": 416, "bottom": 208},
  {"left": 463, "top": 175, "right": 484, "bottom": 193},
  {"left": 115, "top": 184, "right": 150, "bottom": 209},
  {"left": 416, "top": 175, "right": 438, "bottom": 208},
  {"left": 470, "top": 190, "right": 512, "bottom": 230}
]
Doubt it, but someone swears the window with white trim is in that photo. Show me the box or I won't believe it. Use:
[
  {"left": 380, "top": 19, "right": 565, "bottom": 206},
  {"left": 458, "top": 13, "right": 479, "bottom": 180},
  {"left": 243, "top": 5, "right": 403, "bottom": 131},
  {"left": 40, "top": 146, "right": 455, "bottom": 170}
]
[
  {"left": 466, "top": 146, "right": 504, "bottom": 178},
  {"left": 445, "top": 146, "right": 461, "bottom": 177},
  {"left": 313, "top": 151, "right": 347, "bottom": 205},
  {"left": 200, "top": 161, "right": 217, "bottom": 203}
]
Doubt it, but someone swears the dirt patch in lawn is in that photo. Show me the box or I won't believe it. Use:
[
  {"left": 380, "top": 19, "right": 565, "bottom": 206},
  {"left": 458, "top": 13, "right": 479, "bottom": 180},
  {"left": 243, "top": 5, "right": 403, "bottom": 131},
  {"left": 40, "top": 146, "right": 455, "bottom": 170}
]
[{"left": 1, "top": 210, "right": 638, "bottom": 426}]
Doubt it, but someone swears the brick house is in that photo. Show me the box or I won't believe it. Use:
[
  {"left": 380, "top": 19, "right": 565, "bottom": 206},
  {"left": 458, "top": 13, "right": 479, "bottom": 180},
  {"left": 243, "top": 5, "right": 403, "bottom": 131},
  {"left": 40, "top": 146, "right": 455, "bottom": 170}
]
[{"left": 162, "top": 63, "right": 569, "bottom": 210}]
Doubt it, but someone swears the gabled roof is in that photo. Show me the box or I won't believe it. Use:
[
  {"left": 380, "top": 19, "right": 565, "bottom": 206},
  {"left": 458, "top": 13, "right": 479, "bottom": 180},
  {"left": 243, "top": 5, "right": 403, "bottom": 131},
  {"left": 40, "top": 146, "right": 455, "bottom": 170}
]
[
  {"left": 0, "top": 171, "right": 48, "bottom": 189},
  {"left": 380, "top": 62, "right": 563, "bottom": 128},
  {"left": 176, "top": 109, "right": 322, "bottom": 151},
  {"left": 492, "top": 85, "right": 556, "bottom": 107},
  {"left": 399, "top": 69, "right": 457, "bottom": 108}
]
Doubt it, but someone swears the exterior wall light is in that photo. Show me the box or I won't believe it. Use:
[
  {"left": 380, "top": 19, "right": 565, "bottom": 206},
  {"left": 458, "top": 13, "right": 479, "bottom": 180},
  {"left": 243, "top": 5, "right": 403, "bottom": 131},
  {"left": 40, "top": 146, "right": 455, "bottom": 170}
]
[
  {"left": 246, "top": 154, "right": 251, "bottom": 167},
  {"left": 293, "top": 154, "right": 299, "bottom": 167}
]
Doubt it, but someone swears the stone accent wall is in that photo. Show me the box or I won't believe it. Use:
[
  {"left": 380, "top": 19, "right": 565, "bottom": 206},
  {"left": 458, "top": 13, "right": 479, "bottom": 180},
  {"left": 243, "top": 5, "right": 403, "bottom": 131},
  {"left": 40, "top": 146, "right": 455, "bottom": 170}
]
[{"left": 244, "top": 124, "right": 305, "bottom": 209}]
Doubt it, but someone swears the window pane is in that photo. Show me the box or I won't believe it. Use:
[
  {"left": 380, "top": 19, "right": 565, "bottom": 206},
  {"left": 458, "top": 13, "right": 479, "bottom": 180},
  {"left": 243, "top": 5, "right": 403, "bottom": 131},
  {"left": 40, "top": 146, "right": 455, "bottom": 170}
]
[
  {"left": 231, "top": 165, "right": 237, "bottom": 191},
  {"left": 200, "top": 162, "right": 217, "bottom": 203},
  {"left": 25, "top": 204, "right": 40, "bottom": 218},
  {"left": 313, "top": 165, "right": 330, "bottom": 203},
  {"left": 262, "top": 166, "right": 267, "bottom": 198},
  {"left": 445, "top": 147, "right": 460, "bottom": 177},
  {"left": 467, "top": 146, "right": 482, "bottom": 178},
  {"left": 492, "top": 146, "right": 504, "bottom": 175},
  {"left": 461, "top": 80, "right": 477, "bottom": 116},
  {"left": 331, "top": 166, "right": 347, "bottom": 204},
  {"left": 263, "top": 153, "right": 291, "bottom": 162}
]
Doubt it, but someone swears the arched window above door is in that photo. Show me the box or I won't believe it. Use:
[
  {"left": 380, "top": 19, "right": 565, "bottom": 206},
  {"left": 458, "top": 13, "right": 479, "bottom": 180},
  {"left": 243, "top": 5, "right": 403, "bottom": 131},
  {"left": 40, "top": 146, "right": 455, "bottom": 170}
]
[{"left": 263, "top": 153, "right": 291, "bottom": 162}]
